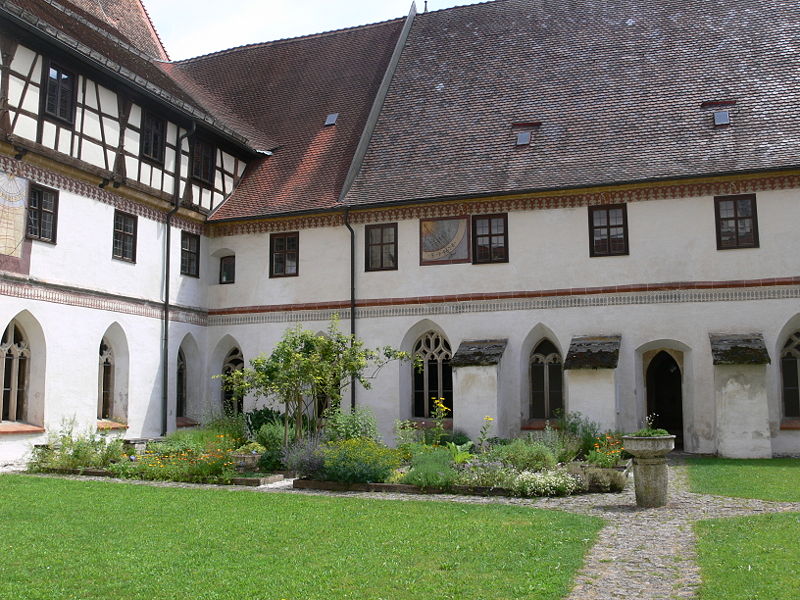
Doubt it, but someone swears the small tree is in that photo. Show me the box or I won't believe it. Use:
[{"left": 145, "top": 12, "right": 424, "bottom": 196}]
[{"left": 220, "top": 318, "right": 413, "bottom": 444}]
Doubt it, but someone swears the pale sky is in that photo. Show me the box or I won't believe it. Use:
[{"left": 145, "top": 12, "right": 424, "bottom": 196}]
[{"left": 145, "top": 0, "right": 489, "bottom": 61}]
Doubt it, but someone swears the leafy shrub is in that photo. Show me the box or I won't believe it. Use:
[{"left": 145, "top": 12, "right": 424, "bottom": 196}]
[
  {"left": 508, "top": 469, "right": 582, "bottom": 497},
  {"left": 486, "top": 439, "right": 557, "bottom": 472},
  {"left": 244, "top": 406, "right": 284, "bottom": 437},
  {"left": 255, "top": 420, "right": 290, "bottom": 472},
  {"left": 441, "top": 430, "right": 472, "bottom": 446},
  {"left": 454, "top": 460, "right": 514, "bottom": 489},
  {"left": 321, "top": 438, "right": 400, "bottom": 483},
  {"left": 485, "top": 437, "right": 512, "bottom": 447},
  {"left": 324, "top": 408, "right": 379, "bottom": 442},
  {"left": 402, "top": 448, "right": 458, "bottom": 490},
  {"left": 234, "top": 442, "right": 266, "bottom": 454},
  {"left": 527, "top": 427, "right": 581, "bottom": 463},
  {"left": 28, "top": 426, "right": 124, "bottom": 472},
  {"left": 282, "top": 435, "right": 326, "bottom": 479},
  {"left": 630, "top": 427, "right": 670, "bottom": 437},
  {"left": 555, "top": 411, "right": 601, "bottom": 458},
  {"left": 445, "top": 441, "right": 474, "bottom": 464}
]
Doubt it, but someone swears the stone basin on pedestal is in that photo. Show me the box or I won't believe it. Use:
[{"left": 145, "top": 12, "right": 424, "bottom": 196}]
[{"left": 622, "top": 435, "right": 676, "bottom": 507}]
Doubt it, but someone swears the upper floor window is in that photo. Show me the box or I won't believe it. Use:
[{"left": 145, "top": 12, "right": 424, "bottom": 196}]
[
  {"left": 715, "top": 194, "right": 759, "bottom": 250},
  {"left": 472, "top": 213, "right": 508, "bottom": 264},
  {"left": 270, "top": 232, "right": 298, "bottom": 277},
  {"left": 140, "top": 111, "right": 166, "bottom": 163},
  {"left": 219, "top": 255, "right": 235, "bottom": 284},
  {"left": 26, "top": 185, "right": 58, "bottom": 244},
  {"left": 112, "top": 210, "right": 137, "bottom": 262},
  {"left": 44, "top": 62, "right": 76, "bottom": 125},
  {"left": 589, "top": 204, "right": 628, "bottom": 257},
  {"left": 191, "top": 139, "right": 215, "bottom": 185},
  {"left": 180, "top": 232, "right": 200, "bottom": 277},
  {"left": 365, "top": 223, "right": 397, "bottom": 271}
]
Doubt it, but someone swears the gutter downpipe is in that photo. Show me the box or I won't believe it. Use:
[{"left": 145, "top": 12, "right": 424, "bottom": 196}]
[
  {"left": 343, "top": 207, "right": 356, "bottom": 411},
  {"left": 336, "top": 4, "right": 418, "bottom": 412},
  {"left": 162, "top": 121, "right": 195, "bottom": 436}
]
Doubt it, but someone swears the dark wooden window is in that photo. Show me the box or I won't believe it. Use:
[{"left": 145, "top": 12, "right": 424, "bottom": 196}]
[
  {"left": 219, "top": 255, "right": 235, "bottom": 284},
  {"left": 26, "top": 185, "right": 58, "bottom": 243},
  {"left": 112, "top": 210, "right": 137, "bottom": 262},
  {"left": 472, "top": 213, "right": 508, "bottom": 263},
  {"left": 270, "top": 232, "right": 299, "bottom": 277},
  {"left": 715, "top": 194, "right": 759, "bottom": 249},
  {"left": 44, "top": 62, "right": 76, "bottom": 124},
  {"left": 365, "top": 223, "right": 397, "bottom": 271},
  {"left": 140, "top": 110, "right": 166, "bottom": 163},
  {"left": 191, "top": 139, "right": 215, "bottom": 184},
  {"left": 530, "top": 340, "right": 563, "bottom": 419},
  {"left": 180, "top": 232, "right": 200, "bottom": 277},
  {"left": 781, "top": 333, "right": 800, "bottom": 419},
  {"left": 589, "top": 204, "right": 628, "bottom": 256}
]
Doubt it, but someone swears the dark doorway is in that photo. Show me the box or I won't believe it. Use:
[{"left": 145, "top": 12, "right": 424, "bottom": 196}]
[{"left": 646, "top": 351, "right": 683, "bottom": 446}]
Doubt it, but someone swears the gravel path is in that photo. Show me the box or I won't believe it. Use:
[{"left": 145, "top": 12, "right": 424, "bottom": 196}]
[{"left": 6, "top": 459, "right": 800, "bottom": 599}]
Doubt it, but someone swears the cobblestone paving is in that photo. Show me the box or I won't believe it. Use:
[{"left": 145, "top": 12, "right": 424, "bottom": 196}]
[{"left": 7, "top": 459, "right": 800, "bottom": 599}]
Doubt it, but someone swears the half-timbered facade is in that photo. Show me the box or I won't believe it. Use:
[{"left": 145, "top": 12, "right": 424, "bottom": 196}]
[{"left": 1, "top": 0, "right": 799, "bottom": 464}]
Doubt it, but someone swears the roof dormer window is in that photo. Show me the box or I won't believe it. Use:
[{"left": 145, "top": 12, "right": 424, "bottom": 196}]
[{"left": 44, "top": 62, "right": 76, "bottom": 125}]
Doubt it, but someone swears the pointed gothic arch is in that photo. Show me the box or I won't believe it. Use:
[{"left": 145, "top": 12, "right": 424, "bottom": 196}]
[
  {"left": 221, "top": 346, "right": 244, "bottom": 415},
  {"left": 412, "top": 330, "right": 453, "bottom": 418},
  {"left": 781, "top": 331, "right": 800, "bottom": 418},
  {"left": 529, "top": 339, "right": 563, "bottom": 419},
  {"left": 97, "top": 322, "right": 129, "bottom": 424},
  {"left": 0, "top": 311, "right": 45, "bottom": 426}
]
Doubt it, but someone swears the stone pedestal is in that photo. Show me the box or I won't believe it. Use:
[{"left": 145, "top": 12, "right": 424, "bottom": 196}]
[
  {"left": 622, "top": 435, "right": 675, "bottom": 508},
  {"left": 632, "top": 457, "right": 669, "bottom": 507}
]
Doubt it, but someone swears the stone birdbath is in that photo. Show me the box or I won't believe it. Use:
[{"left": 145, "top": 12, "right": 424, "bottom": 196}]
[{"left": 621, "top": 434, "right": 676, "bottom": 508}]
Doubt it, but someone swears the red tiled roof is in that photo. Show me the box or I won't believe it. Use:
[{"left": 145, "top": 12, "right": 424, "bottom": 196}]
[
  {"left": 345, "top": 0, "right": 800, "bottom": 206},
  {"left": 170, "top": 20, "right": 404, "bottom": 220},
  {"left": 1, "top": 0, "right": 264, "bottom": 151},
  {"left": 64, "top": 0, "right": 168, "bottom": 59}
]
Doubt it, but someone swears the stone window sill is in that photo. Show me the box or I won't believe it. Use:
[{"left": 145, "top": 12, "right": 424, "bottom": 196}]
[
  {"left": 779, "top": 418, "right": 800, "bottom": 431},
  {"left": 0, "top": 422, "right": 45, "bottom": 435},
  {"left": 176, "top": 417, "right": 199, "bottom": 429},
  {"left": 97, "top": 419, "right": 128, "bottom": 431}
]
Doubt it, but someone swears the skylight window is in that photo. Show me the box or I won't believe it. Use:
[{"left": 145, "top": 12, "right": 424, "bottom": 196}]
[
  {"left": 713, "top": 110, "right": 731, "bottom": 127},
  {"left": 516, "top": 131, "right": 532, "bottom": 146},
  {"left": 511, "top": 121, "right": 541, "bottom": 147},
  {"left": 324, "top": 113, "right": 339, "bottom": 126}
]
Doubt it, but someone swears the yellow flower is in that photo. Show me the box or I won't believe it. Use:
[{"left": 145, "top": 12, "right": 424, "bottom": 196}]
[{"left": 483, "top": 416, "right": 494, "bottom": 421}]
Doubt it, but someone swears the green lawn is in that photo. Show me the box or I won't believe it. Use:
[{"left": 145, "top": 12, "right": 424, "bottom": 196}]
[
  {"left": 686, "top": 457, "right": 800, "bottom": 502},
  {"left": 696, "top": 513, "right": 800, "bottom": 600},
  {"left": 0, "top": 475, "right": 602, "bottom": 600}
]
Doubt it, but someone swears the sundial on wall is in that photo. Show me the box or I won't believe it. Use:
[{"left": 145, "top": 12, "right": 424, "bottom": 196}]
[{"left": 420, "top": 216, "right": 470, "bottom": 264}]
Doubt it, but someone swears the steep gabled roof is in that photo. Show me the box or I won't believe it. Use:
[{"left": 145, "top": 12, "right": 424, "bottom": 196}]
[
  {"left": 171, "top": 19, "right": 404, "bottom": 221},
  {"left": 0, "top": 0, "right": 270, "bottom": 152},
  {"left": 65, "top": 0, "right": 167, "bottom": 59},
  {"left": 345, "top": 0, "right": 800, "bottom": 207}
]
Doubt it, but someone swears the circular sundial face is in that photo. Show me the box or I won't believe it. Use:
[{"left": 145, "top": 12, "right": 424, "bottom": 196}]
[
  {"left": 421, "top": 218, "right": 468, "bottom": 261},
  {"left": 0, "top": 173, "right": 25, "bottom": 208}
]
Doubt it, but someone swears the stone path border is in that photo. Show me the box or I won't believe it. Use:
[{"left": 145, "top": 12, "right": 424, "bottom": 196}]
[{"left": 5, "top": 458, "right": 800, "bottom": 599}]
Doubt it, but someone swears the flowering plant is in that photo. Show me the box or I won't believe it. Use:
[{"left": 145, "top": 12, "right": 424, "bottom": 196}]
[
  {"left": 477, "top": 415, "right": 494, "bottom": 452},
  {"left": 586, "top": 434, "right": 624, "bottom": 468},
  {"left": 429, "top": 396, "right": 451, "bottom": 446}
]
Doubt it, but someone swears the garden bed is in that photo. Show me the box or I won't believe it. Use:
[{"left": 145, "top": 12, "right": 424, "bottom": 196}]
[
  {"left": 37, "top": 467, "right": 284, "bottom": 487},
  {"left": 292, "top": 479, "right": 511, "bottom": 496}
]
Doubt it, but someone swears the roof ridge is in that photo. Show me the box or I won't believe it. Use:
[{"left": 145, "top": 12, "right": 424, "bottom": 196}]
[
  {"left": 172, "top": 16, "right": 404, "bottom": 64},
  {"left": 137, "top": 0, "right": 169, "bottom": 61},
  {"left": 420, "top": 0, "right": 506, "bottom": 16}
]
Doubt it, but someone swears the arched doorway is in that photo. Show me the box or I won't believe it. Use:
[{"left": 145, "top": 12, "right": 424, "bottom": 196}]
[
  {"left": 646, "top": 351, "right": 683, "bottom": 444},
  {"left": 530, "top": 339, "right": 563, "bottom": 419},
  {"left": 221, "top": 347, "right": 244, "bottom": 414}
]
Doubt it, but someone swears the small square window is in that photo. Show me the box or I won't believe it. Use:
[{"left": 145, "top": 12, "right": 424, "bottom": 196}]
[
  {"left": 365, "top": 223, "right": 398, "bottom": 271},
  {"left": 714, "top": 194, "right": 759, "bottom": 249},
  {"left": 26, "top": 185, "right": 58, "bottom": 244},
  {"left": 270, "top": 232, "right": 299, "bottom": 277},
  {"left": 44, "top": 62, "right": 76, "bottom": 125},
  {"left": 713, "top": 110, "right": 731, "bottom": 127},
  {"left": 141, "top": 110, "right": 166, "bottom": 163},
  {"left": 180, "top": 232, "right": 200, "bottom": 277},
  {"left": 191, "top": 139, "right": 215, "bottom": 185},
  {"left": 324, "top": 113, "right": 339, "bottom": 126},
  {"left": 112, "top": 210, "right": 137, "bottom": 262},
  {"left": 472, "top": 214, "right": 508, "bottom": 264},
  {"left": 515, "top": 131, "right": 532, "bottom": 146},
  {"left": 219, "top": 255, "right": 235, "bottom": 284},
  {"left": 588, "top": 204, "right": 629, "bottom": 257}
]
